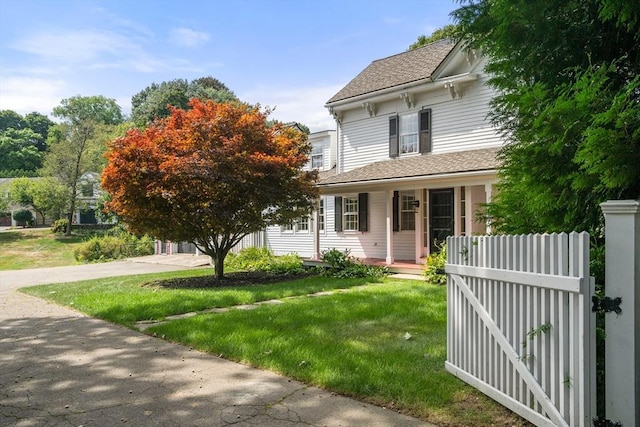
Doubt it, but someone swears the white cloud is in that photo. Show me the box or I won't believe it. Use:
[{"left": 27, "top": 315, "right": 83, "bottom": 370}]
[
  {"left": 169, "top": 28, "right": 210, "bottom": 48},
  {"left": 14, "top": 29, "right": 138, "bottom": 63},
  {"left": 240, "top": 84, "right": 343, "bottom": 133},
  {"left": 0, "top": 76, "right": 67, "bottom": 116}
]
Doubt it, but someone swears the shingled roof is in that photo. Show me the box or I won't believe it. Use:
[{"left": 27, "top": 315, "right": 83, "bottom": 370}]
[
  {"left": 326, "top": 39, "right": 457, "bottom": 105},
  {"left": 318, "top": 147, "right": 501, "bottom": 187}
]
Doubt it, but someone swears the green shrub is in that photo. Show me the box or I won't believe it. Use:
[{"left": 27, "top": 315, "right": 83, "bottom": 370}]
[
  {"left": 12, "top": 209, "right": 34, "bottom": 227},
  {"left": 74, "top": 228, "right": 154, "bottom": 262},
  {"left": 51, "top": 218, "right": 68, "bottom": 234},
  {"left": 226, "top": 247, "right": 305, "bottom": 275},
  {"left": 424, "top": 242, "right": 447, "bottom": 285},
  {"left": 320, "top": 248, "right": 388, "bottom": 279}
]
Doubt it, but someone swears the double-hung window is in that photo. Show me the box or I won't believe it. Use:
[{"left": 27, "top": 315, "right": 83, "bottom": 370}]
[
  {"left": 297, "top": 215, "right": 309, "bottom": 232},
  {"left": 400, "top": 114, "right": 418, "bottom": 154},
  {"left": 389, "top": 109, "right": 432, "bottom": 157},
  {"left": 334, "top": 194, "right": 368, "bottom": 232},
  {"left": 311, "top": 145, "right": 323, "bottom": 169},
  {"left": 400, "top": 191, "right": 416, "bottom": 230},
  {"left": 318, "top": 198, "right": 325, "bottom": 232},
  {"left": 343, "top": 197, "right": 358, "bottom": 231}
]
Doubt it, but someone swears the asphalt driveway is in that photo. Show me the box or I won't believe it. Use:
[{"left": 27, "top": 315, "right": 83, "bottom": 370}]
[{"left": 0, "top": 258, "right": 431, "bottom": 426}]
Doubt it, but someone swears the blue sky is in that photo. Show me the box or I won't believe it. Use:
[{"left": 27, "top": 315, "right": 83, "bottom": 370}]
[{"left": 0, "top": 0, "right": 458, "bottom": 132}]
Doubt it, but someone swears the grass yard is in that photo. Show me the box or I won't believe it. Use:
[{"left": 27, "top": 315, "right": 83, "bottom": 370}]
[
  {"left": 0, "top": 228, "right": 93, "bottom": 270},
  {"left": 22, "top": 271, "right": 527, "bottom": 426}
]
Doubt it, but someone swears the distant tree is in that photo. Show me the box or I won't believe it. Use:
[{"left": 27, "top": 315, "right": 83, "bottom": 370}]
[
  {"left": 7, "top": 177, "right": 67, "bottom": 225},
  {"left": 409, "top": 24, "right": 458, "bottom": 50},
  {"left": 102, "top": 99, "right": 318, "bottom": 280},
  {"left": 0, "top": 128, "right": 44, "bottom": 173},
  {"left": 0, "top": 110, "right": 27, "bottom": 131},
  {"left": 43, "top": 95, "right": 125, "bottom": 235},
  {"left": 130, "top": 76, "right": 237, "bottom": 127},
  {"left": 24, "top": 112, "right": 54, "bottom": 151}
]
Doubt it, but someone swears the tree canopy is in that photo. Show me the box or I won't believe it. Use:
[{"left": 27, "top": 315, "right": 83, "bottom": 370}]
[
  {"left": 130, "top": 76, "right": 238, "bottom": 127},
  {"left": 0, "top": 110, "right": 54, "bottom": 176},
  {"left": 452, "top": 0, "right": 640, "bottom": 236},
  {"left": 409, "top": 24, "right": 458, "bottom": 50},
  {"left": 43, "top": 95, "right": 126, "bottom": 235},
  {"left": 102, "top": 99, "right": 318, "bottom": 280}
]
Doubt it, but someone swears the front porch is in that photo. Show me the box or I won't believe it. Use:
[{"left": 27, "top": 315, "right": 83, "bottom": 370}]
[{"left": 303, "top": 258, "right": 423, "bottom": 275}]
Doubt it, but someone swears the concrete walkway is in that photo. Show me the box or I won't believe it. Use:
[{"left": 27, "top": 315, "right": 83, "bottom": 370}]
[{"left": 0, "top": 257, "right": 432, "bottom": 426}]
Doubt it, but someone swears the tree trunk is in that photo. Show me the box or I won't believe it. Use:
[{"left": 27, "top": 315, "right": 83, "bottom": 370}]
[
  {"left": 66, "top": 209, "right": 74, "bottom": 236},
  {"left": 214, "top": 252, "right": 225, "bottom": 280}
]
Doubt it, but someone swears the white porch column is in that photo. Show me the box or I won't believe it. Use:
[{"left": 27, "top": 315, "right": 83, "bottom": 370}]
[
  {"left": 386, "top": 190, "right": 394, "bottom": 265},
  {"left": 600, "top": 200, "right": 640, "bottom": 427},
  {"left": 484, "top": 183, "right": 493, "bottom": 234}
]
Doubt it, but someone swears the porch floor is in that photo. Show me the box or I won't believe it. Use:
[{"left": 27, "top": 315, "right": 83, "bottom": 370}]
[{"left": 303, "top": 258, "right": 424, "bottom": 275}]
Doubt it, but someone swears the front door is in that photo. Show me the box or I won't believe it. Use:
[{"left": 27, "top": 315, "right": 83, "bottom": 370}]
[{"left": 429, "top": 188, "right": 454, "bottom": 252}]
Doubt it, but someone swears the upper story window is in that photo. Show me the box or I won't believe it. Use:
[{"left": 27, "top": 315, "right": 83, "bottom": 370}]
[
  {"left": 81, "top": 183, "right": 94, "bottom": 197},
  {"left": 311, "top": 145, "right": 323, "bottom": 169},
  {"left": 389, "top": 108, "right": 432, "bottom": 158},
  {"left": 400, "top": 114, "right": 418, "bottom": 154}
]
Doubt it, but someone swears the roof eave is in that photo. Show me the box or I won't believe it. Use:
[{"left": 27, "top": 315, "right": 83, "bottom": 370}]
[{"left": 325, "top": 77, "right": 434, "bottom": 111}]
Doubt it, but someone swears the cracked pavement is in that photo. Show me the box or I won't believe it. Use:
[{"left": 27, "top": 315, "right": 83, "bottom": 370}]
[{"left": 0, "top": 259, "right": 432, "bottom": 426}]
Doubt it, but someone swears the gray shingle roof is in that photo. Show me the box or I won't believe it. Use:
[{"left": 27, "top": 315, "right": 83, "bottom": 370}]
[
  {"left": 318, "top": 147, "right": 501, "bottom": 186},
  {"left": 326, "top": 39, "right": 457, "bottom": 105}
]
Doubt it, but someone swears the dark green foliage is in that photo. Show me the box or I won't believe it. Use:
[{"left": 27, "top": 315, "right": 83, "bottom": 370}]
[
  {"left": 409, "top": 24, "right": 458, "bottom": 50},
  {"left": 130, "top": 76, "right": 237, "bottom": 127},
  {"left": 453, "top": 0, "right": 640, "bottom": 238},
  {"left": 423, "top": 243, "right": 447, "bottom": 286},
  {"left": 12, "top": 209, "right": 34, "bottom": 226},
  {"left": 320, "top": 248, "right": 388, "bottom": 279},
  {"left": 225, "top": 246, "right": 305, "bottom": 275}
]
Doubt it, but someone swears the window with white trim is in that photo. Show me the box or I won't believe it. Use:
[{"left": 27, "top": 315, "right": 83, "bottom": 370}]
[
  {"left": 400, "top": 113, "right": 418, "bottom": 154},
  {"left": 343, "top": 197, "right": 358, "bottom": 231},
  {"left": 297, "top": 215, "right": 309, "bottom": 232},
  {"left": 318, "top": 198, "right": 325, "bottom": 232},
  {"left": 311, "top": 145, "right": 323, "bottom": 169},
  {"left": 281, "top": 222, "right": 294, "bottom": 233},
  {"left": 400, "top": 191, "right": 416, "bottom": 230}
]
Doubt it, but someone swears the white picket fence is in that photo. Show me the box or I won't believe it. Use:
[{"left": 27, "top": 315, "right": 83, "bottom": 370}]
[{"left": 445, "top": 232, "right": 596, "bottom": 427}]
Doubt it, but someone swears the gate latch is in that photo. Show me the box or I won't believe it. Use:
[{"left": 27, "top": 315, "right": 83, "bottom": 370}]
[
  {"left": 593, "top": 417, "right": 622, "bottom": 427},
  {"left": 591, "top": 296, "right": 622, "bottom": 315}
]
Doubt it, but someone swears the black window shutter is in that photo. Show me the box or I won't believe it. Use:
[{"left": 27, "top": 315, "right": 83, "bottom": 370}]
[
  {"left": 389, "top": 115, "right": 399, "bottom": 158},
  {"left": 392, "top": 191, "right": 400, "bottom": 232},
  {"left": 419, "top": 109, "right": 432, "bottom": 153},
  {"left": 358, "top": 193, "right": 368, "bottom": 232},
  {"left": 335, "top": 196, "right": 343, "bottom": 232}
]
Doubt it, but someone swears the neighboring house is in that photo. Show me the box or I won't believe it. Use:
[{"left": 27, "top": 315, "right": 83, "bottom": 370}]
[
  {"left": 0, "top": 173, "right": 107, "bottom": 227},
  {"left": 313, "top": 39, "right": 502, "bottom": 264}
]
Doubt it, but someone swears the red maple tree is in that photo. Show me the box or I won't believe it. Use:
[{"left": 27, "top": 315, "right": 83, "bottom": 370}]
[{"left": 102, "top": 99, "right": 317, "bottom": 280}]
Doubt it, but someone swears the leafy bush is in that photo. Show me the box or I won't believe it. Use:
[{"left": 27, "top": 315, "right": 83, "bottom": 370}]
[
  {"left": 424, "top": 242, "right": 447, "bottom": 285},
  {"left": 12, "top": 209, "right": 34, "bottom": 227},
  {"left": 51, "top": 218, "right": 68, "bottom": 234},
  {"left": 320, "top": 248, "right": 388, "bottom": 279},
  {"left": 74, "top": 226, "right": 154, "bottom": 262},
  {"left": 225, "top": 247, "right": 305, "bottom": 275}
]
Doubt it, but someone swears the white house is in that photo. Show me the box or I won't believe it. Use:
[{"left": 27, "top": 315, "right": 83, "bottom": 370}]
[{"left": 266, "top": 39, "right": 502, "bottom": 265}]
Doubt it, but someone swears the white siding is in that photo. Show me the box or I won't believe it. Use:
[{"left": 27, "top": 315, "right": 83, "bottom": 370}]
[
  {"left": 265, "top": 225, "right": 315, "bottom": 257},
  {"left": 337, "top": 75, "right": 501, "bottom": 174}
]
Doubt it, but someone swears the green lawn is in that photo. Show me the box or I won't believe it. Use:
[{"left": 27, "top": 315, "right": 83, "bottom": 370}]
[
  {"left": 22, "top": 271, "right": 527, "bottom": 426},
  {"left": 0, "top": 228, "right": 93, "bottom": 270}
]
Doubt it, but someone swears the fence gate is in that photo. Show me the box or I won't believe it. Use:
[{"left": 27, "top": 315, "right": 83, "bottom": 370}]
[{"left": 445, "top": 232, "right": 595, "bottom": 427}]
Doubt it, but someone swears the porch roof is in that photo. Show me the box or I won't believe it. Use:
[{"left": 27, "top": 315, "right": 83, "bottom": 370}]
[{"left": 318, "top": 147, "right": 501, "bottom": 187}]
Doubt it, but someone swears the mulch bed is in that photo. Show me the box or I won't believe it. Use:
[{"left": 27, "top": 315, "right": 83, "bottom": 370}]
[{"left": 145, "top": 270, "right": 316, "bottom": 289}]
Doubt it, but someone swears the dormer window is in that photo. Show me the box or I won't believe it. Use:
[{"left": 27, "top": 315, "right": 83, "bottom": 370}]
[{"left": 311, "top": 145, "right": 323, "bottom": 169}]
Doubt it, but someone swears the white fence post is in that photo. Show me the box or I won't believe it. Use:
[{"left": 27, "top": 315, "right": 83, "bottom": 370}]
[{"left": 600, "top": 200, "right": 640, "bottom": 426}]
